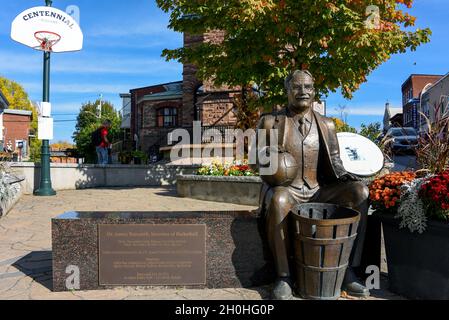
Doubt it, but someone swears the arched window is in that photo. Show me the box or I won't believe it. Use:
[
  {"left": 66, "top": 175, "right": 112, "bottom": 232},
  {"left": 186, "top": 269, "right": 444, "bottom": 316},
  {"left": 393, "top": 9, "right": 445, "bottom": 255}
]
[{"left": 157, "top": 107, "right": 178, "bottom": 127}]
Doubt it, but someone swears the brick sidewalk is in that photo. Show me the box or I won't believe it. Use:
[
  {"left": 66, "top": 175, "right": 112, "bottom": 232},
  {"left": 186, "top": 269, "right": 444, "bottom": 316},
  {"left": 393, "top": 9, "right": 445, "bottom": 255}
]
[{"left": 0, "top": 187, "right": 402, "bottom": 300}]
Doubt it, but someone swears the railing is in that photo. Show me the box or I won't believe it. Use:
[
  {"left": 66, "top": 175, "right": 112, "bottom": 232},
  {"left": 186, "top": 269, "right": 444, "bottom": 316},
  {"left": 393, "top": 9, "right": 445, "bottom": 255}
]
[
  {"left": 176, "top": 125, "right": 237, "bottom": 144},
  {"left": 148, "top": 125, "right": 237, "bottom": 148}
]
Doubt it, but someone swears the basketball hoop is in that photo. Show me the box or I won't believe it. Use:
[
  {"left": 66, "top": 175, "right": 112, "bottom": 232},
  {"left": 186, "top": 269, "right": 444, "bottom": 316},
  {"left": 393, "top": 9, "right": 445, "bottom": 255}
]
[
  {"left": 34, "top": 31, "right": 61, "bottom": 52},
  {"left": 12, "top": 6, "right": 83, "bottom": 53}
]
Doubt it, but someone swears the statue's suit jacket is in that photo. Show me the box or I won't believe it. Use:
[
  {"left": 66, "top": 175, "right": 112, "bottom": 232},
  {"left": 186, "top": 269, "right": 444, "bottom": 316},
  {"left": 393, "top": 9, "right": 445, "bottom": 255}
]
[{"left": 257, "top": 109, "right": 349, "bottom": 210}]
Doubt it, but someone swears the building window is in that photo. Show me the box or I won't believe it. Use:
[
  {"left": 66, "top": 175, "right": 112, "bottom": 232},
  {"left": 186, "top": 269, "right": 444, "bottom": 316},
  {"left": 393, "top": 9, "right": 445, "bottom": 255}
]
[{"left": 157, "top": 107, "right": 178, "bottom": 127}]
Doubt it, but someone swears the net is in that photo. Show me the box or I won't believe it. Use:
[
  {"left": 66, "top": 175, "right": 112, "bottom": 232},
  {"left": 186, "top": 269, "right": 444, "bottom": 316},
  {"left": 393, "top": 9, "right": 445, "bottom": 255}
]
[{"left": 34, "top": 31, "right": 61, "bottom": 52}]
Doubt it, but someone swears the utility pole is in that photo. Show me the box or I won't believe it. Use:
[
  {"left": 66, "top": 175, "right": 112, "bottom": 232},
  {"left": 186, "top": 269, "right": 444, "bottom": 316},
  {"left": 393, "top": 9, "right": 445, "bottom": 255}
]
[
  {"left": 98, "top": 94, "right": 103, "bottom": 118},
  {"left": 34, "top": 0, "right": 56, "bottom": 196}
]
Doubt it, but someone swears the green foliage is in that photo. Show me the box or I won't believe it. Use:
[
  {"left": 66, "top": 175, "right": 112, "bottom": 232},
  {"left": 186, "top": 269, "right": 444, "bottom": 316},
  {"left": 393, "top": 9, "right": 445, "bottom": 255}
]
[
  {"left": 0, "top": 76, "right": 40, "bottom": 162},
  {"left": 359, "top": 122, "right": 382, "bottom": 142},
  {"left": 416, "top": 103, "right": 449, "bottom": 174},
  {"left": 131, "top": 150, "right": 148, "bottom": 164},
  {"left": 72, "top": 100, "right": 121, "bottom": 164},
  {"left": 29, "top": 139, "right": 42, "bottom": 163},
  {"left": 157, "top": 0, "right": 431, "bottom": 107}
]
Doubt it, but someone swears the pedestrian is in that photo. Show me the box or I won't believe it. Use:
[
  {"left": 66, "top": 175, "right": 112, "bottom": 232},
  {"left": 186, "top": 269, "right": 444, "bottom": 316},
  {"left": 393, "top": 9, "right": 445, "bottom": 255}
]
[
  {"left": 92, "top": 120, "right": 112, "bottom": 165},
  {"left": 6, "top": 140, "right": 13, "bottom": 154}
]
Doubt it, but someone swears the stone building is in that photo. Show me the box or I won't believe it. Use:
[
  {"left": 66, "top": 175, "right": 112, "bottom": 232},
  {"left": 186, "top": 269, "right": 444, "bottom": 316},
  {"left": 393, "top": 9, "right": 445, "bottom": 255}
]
[
  {"left": 401, "top": 74, "right": 443, "bottom": 130},
  {"left": 126, "top": 31, "right": 240, "bottom": 154},
  {"left": 383, "top": 102, "right": 402, "bottom": 132}
]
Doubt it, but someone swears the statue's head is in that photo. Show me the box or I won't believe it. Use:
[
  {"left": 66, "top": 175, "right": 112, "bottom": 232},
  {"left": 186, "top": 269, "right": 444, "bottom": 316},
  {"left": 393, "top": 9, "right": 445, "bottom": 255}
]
[{"left": 285, "top": 70, "right": 315, "bottom": 114}]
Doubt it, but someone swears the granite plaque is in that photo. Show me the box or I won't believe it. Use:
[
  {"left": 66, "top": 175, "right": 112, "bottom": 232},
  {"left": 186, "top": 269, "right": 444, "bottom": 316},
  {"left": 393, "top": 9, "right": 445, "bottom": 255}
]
[{"left": 98, "top": 224, "right": 206, "bottom": 286}]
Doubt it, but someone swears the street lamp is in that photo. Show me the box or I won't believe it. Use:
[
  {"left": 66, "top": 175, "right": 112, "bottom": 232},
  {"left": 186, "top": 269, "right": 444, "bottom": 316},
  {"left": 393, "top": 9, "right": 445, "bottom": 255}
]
[{"left": 34, "top": 0, "right": 56, "bottom": 196}]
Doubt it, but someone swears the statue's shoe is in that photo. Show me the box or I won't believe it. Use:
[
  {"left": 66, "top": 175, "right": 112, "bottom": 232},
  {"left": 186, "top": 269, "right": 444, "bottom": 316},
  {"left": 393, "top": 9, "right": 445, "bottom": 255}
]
[
  {"left": 342, "top": 281, "right": 370, "bottom": 297},
  {"left": 272, "top": 278, "right": 293, "bottom": 300}
]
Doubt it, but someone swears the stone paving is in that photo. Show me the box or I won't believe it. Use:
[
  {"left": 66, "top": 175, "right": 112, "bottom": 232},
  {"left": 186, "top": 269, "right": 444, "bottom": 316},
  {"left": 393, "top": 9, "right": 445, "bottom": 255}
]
[{"left": 0, "top": 187, "right": 402, "bottom": 300}]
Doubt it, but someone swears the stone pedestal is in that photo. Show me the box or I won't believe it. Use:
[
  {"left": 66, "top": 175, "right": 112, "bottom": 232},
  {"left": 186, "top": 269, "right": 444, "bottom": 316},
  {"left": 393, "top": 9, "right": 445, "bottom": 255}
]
[{"left": 52, "top": 211, "right": 273, "bottom": 292}]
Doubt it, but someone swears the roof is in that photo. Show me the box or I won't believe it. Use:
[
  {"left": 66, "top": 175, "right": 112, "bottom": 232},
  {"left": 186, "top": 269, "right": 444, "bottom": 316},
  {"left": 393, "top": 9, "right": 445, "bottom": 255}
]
[
  {"left": 401, "top": 74, "right": 444, "bottom": 89},
  {"left": 3, "top": 109, "right": 32, "bottom": 116},
  {"left": 389, "top": 107, "right": 402, "bottom": 117},
  {"left": 385, "top": 103, "right": 402, "bottom": 118},
  {"left": 130, "top": 81, "right": 183, "bottom": 93},
  {"left": 137, "top": 82, "right": 183, "bottom": 104},
  {"left": 420, "top": 72, "right": 449, "bottom": 96},
  {"left": 0, "top": 91, "right": 9, "bottom": 108},
  {"left": 119, "top": 93, "right": 131, "bottom": 98}
]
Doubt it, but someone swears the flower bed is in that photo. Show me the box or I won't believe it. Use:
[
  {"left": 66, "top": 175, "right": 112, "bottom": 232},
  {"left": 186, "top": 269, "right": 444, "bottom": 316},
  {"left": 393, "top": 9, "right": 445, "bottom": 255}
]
[
  {"left": 196, "top": 159, "right": 257, "bottom": 177},
  {"left": 177, "top": 160, "right": 261, "bottom": 205},
  {"left": 369, "top": 105, "right": 449, "bottom": 299},
  {"left": 370, "top": 170, "right": 449, "bottom": 233}
]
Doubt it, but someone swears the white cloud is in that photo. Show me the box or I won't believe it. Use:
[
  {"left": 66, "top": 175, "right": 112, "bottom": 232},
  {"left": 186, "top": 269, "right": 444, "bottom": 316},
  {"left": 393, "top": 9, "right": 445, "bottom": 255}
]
[
  {"left": 328, "top": 106, "right": 388, "bottom": 116},
  {"left": 88, "top": 19, "right": 174, "bottom": 38},
  {"left": 22, "top": 82, "right": 135, "bottom": 94},
  {"left": 0, "top": 51, "right": 182, "bottom": 75}
]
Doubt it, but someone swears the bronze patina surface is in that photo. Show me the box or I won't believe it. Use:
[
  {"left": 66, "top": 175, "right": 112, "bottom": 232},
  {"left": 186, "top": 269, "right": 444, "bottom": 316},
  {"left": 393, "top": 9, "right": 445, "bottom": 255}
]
[{"left": 256, "top": 70, "right": 370, "bottom": 299}]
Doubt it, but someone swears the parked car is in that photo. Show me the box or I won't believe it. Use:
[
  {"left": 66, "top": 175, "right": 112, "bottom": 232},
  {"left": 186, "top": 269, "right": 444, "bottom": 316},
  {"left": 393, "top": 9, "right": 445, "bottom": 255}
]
[{"left": 385, "top": 127, "right": 418, "bottom": 154}]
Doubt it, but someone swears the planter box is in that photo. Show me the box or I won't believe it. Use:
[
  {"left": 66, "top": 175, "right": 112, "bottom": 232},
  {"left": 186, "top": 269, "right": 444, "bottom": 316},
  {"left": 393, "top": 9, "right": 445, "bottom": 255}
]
[
  {"left": 375, "top": 212, "right": 449, "bottom": 299},
  {"left": 177, "top": 175, "right": 262, "bottom": 206}
]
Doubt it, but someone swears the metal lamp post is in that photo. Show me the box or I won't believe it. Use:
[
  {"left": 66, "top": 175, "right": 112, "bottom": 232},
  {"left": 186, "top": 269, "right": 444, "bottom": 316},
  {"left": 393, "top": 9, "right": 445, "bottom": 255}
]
[{"left": 34, "top": 0, "right": 56, "bottom": 196}]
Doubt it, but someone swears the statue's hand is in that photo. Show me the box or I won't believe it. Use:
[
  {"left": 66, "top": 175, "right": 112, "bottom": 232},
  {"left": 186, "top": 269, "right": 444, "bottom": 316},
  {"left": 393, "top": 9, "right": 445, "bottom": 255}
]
[{"left": 339, "top": 172, "right": 361, "bottom": 182}]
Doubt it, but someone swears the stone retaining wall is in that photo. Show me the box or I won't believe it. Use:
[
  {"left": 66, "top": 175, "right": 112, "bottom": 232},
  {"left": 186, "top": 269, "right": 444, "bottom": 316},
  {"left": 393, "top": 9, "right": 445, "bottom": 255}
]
[{"left": 10, "top": 163, "right": 199, "bottom": 195}]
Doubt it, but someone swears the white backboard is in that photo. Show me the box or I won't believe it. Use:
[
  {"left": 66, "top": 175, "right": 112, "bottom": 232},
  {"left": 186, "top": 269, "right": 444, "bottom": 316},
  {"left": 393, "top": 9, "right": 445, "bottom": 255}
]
[
  {"left": 11, "top": 6, "right": 83, "bottom": 53},
  {"left": 337, "top": 132, "right": 384, "bottom": 177}
]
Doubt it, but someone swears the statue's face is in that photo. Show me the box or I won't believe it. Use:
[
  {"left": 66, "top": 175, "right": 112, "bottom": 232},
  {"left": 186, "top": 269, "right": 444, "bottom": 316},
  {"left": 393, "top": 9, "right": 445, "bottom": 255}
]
[{"left": 287, "top": 72, "right": 315, "bottom": 113}]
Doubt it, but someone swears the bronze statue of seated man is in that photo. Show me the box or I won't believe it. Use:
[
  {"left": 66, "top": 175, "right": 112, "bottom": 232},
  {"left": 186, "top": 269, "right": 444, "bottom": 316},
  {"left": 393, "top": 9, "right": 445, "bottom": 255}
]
[{"left": 256, "top": 70, "right": 370, "bottom": 300}]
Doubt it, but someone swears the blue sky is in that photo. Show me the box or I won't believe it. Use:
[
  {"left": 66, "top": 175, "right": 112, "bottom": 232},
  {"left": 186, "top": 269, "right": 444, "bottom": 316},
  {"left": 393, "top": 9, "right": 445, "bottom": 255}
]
[{"left": 0, "top": 0, "right": 448, "bottom": 142}]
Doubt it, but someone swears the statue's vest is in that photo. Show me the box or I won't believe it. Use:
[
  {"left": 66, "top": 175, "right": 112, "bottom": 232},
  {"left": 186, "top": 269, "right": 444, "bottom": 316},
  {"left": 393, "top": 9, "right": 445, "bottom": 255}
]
[{"left": 282, "top": 116, "right": 320, "bottom": 189}]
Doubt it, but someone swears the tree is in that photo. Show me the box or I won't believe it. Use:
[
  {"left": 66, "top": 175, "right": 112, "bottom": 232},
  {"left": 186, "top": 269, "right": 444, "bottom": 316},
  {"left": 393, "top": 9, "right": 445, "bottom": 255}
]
[
  {"left": 359, "top": 122, "right": 382, "bottom": 142},
  {"left": 0, "top": 76, "right": 41, "bottom": 162},
  {"left": 72, "top": 100, "right": 121, "bottom": 163},
  {"left": 50, "top": 141, "right": 74, "bottom": 150},
  {"left": 157, "top": 0, "right": 430, "bottom": 107},
  {"left": 331, "top": 117, "right": 357, "bottom": 133},
  {"left": 234, "top": 88, "right": 263, "bottom": 130}
]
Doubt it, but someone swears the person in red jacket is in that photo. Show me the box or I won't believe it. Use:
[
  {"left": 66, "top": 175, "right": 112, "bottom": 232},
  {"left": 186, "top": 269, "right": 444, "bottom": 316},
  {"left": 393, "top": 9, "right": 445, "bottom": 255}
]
[{"left": 96, "top": 120, "right": 111, "bottom": 165}]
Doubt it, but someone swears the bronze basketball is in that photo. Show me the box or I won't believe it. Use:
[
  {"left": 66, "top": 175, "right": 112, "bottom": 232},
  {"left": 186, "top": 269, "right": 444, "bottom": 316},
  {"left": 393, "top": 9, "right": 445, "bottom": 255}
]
[{"left": 260, "top": 149, "right": 298, "bottom": 187}]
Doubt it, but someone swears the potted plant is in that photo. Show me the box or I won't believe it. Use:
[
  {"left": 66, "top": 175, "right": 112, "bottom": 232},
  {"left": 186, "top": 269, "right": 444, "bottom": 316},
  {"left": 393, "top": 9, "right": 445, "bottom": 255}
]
[
  {"left": 131, "top": 150, "right": 148, "bottom": 165},
  {"left": 118, "top": 151, "right": 132, "bottom": 164},
  {"left": 370, "top": 106, "right": 449, "bottom": 299}
]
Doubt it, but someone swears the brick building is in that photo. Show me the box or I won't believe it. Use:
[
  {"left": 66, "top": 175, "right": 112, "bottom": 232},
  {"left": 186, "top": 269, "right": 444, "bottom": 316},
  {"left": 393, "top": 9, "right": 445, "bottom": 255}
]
[
  {"left": 0, "top": 109, "right": 33, "bottom": 159},
  {"left": 401, "top": 74, "right": 443, "bottom": 130},
  {"left": 126, "top": 30, "right": 242, "bottom": 154}
]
